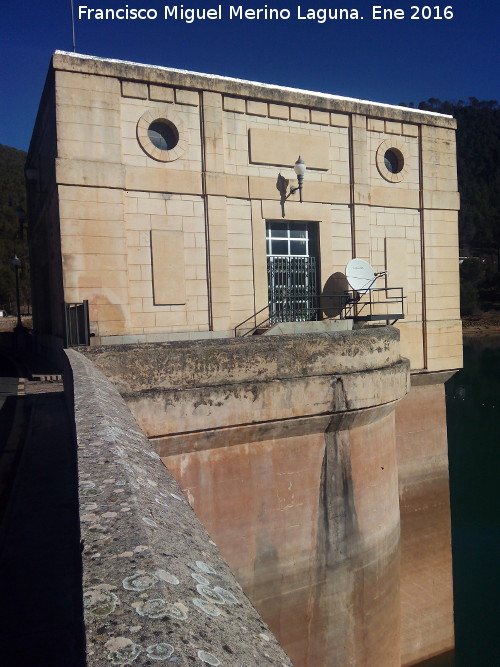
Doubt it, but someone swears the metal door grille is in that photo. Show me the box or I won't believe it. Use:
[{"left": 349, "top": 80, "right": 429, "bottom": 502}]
[
  {"left": 64, "top": 300, "right": 90, "bottom": 347},
  {"left": 267, "top": 256, "right": 318, "bottom": 324}
]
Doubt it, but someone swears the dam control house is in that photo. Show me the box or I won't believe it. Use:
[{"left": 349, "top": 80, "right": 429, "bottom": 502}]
[{"left": 26, "top": 52, "right": 462, "bottom": 666}]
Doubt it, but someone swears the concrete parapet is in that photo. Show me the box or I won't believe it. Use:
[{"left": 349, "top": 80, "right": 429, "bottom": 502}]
[
  {"left": 52, "top": 51, "right": 457, "bottom": 129},
  {"left": 83, "top": 325, "right": 404, "bottom": 393},
  {"left": 65, "top": 348, "right": 293, "bottom": 666}
]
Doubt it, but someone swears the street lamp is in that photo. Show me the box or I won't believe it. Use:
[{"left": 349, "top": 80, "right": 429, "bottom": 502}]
[
  {"left": 289, "top": 156, "right": 306, "bottom": 203},
  {"left": 12, "top": 254, "right": 22, "bottom": 330}
]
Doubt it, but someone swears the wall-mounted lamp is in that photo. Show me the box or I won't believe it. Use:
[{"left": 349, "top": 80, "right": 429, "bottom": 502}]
[
  {"left": 276, "top": 156, "right": 307, "bottom": 217},
  {"left": 289, "top": 156, "right": 306, "bottom": 203}
]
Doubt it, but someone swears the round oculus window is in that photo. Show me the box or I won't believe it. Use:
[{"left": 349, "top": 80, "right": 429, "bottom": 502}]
[
  {"left": 384, "top": 148, "right": 404, "bottom": 174},
  {"left": 136, "top": 108, "right": 186, "bottom": 162},
  {"left": 376, "top": 139, "right": 409, "bottom": 183},
  {"left": 147, "top": 120, "right": 179, "bottom": 151}
]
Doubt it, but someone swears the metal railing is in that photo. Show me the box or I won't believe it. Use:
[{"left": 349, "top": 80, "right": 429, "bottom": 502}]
[
  {"left": 64, "top": 300, "right": 90, "bottom": 348},
  {"left": 347, "top": 287, "right": 405, "bottom": 321},
  {"left": 234, "top": 287, "right": 405, "bottom": 337}
]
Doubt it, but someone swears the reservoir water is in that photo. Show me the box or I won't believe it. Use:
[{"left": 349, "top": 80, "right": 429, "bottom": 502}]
[{"left": 445, "top": 335, "right": 500, "bottom": 667}]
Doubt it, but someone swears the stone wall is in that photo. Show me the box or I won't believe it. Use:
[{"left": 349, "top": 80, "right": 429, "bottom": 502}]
[{"left": 66, "top": 348, "right": 293, "bottom": 666}]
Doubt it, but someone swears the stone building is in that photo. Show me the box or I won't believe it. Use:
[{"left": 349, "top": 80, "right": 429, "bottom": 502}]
[
  {"left": 27, "top": 51, "right": 461, "bottom": 371},
  {"left": 27, "top": 51, "right": 462, "bottom": 666}
]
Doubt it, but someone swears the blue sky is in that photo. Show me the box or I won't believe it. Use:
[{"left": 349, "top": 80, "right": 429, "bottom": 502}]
[{"left": 1, "top": 0, "right": 498, "bottom": 151}]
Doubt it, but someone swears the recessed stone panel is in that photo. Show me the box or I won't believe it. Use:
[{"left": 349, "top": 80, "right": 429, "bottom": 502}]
[
  {"left": 223, "top": 96, "right": 246, "bottom": 113},
  {"left": 149, "top": 84, "right": 174, "bottom": 103},
  {"left": 121, "top": 80, "right": 148, "bottom": 99},
  {"left": 151, "top": 230, "right": 186, "bottom": 305},
  {"left": 249, "top": 128, "right": 330, "bottom": 170}
]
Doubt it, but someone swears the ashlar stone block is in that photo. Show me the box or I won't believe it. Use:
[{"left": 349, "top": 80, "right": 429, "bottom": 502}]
[
  {"left": 121, "top": 81, "right": 148, "bottom": 99},
  {"left": 223, "top": 96, "right": 246, "bottom": 114},
  {"left": 149, "top": 84, "right": 174, "bottom": 102},
  {"left": 290, "top": 106, "right": 309, "bottom": 122},
  {"left": 269, "top": 104, "right": 289, "bottom": 120},
  {"left": 175, "top": 88, "right": 199, "bottom": 106}
]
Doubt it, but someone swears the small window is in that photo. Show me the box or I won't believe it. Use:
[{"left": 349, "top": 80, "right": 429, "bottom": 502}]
[
  {"left": 266, "top": 222, "right": 312, "bottom": 257},
  {"left": 376, "top": 139, "right": 408, "bottom": 183},
  {"left": 136, "top": 108, "right": 186, "bottom": 162},
  {"left": 148, "top": 120, "right": 179, "bottom": 151},
  {"left": 384, "top": 149, "right": 403, "bottom": 174}
]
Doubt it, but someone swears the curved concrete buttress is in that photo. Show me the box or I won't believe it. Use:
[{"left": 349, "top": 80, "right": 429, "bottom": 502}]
[
  {"left": 83, "top": 327, "right": 410, "bottom": 666},
  {"left": 316, "top": 411, "right": 401, "bottom": 667}
]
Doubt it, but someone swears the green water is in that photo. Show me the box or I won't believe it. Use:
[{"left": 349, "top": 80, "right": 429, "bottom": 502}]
[
  {"left": 414, "top": 652, "right": 455, "bottom": 667},
  {"left": 445, "top": 336, "right": 500, "bottom": 667}
]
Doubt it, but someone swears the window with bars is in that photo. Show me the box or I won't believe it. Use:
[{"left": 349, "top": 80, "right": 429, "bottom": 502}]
[{"left": 266, "top": 221, "right": 319, "bottom": 323}]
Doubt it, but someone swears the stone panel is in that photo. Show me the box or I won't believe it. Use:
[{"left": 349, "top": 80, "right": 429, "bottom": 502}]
[
  {"left": 249, "top": 129, "right": 330, "bottom": 170},
  {"left": 386, "top": 237, "right": 409, "bottom": 297},
  {"left": 268, "top": 103, "right": 289, "bottom": 120},
  {"left": 261, "top": 199, "right": 323, "bottom": 222},
  {"left": 175, "top": 88, "right": 199, "bottom": 106},
  {"left": 330, "top": 113, "right": 350, "bottom": 127},
  {"left": 290, "top": 106, "right": 309, "bottom": 122},
  {"left": 246, "top": 100, "right": 267, "bottom": 116},
  {"left": 121, "top": 80, "right": 147, "bottom": 99},
  {"left": 125, "top": 166, "right": 202, "bottom": 194},
  {"left": 371, "top": 187, "right": 419, "bottom": 209},
  {"left": 56, "top": 158, "right": 125, "bottom": 189},
  {"left": 223, "top": 96, "right": 245, "bottom": 113},
  {"left": 151, "top": 230, "right": 186, "bottom": 305},
  {"left": 148, "top": 84, "right": 174, "bottom": 102},
  {"left": 310, "top": 109, "right": 330, "bottom": 125}
]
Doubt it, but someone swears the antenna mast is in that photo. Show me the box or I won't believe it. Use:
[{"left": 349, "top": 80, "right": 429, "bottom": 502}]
[{"left": 70, "top": 0, "right": 76, "bottom": 52}]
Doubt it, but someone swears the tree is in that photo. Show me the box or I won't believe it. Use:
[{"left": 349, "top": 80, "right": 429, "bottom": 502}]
[{"left": 0, "top": 144, "right": 30, "bottom": 313}]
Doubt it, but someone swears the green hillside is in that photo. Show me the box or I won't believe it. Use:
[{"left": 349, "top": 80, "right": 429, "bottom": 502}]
[
  {"left": 0, "top": 144, "right": 30, "bottom": 314},
  {"left": 401, "top": 99, "right": 500, "bottom": 315}
]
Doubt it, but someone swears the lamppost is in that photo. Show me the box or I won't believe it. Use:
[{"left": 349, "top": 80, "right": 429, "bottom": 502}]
[{"left": 12, "top": 254, "right": 22, "bottom": 330}]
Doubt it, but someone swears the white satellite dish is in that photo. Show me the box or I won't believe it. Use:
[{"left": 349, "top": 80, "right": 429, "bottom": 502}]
[{"left": 346, "top": 259, "right": 386, "bottom": 294}]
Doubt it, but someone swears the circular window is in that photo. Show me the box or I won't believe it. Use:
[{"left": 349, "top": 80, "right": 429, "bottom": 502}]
[
  {"left": 137, "top": 108, "right": 186, "bottom": 162},
  {"left": 376, "top": 139, "right": 409, "bottom": 183},
  {"left": 147, "top": 120, "right": 179, "bottom": 151},
  {"left": 384, "top": 149, "right": 403, "bottom": 174}
]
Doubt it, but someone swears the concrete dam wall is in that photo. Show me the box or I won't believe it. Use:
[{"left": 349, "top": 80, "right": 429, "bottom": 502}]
[{"left": 81, "top": 326, "right": 454, "bottom": 666}]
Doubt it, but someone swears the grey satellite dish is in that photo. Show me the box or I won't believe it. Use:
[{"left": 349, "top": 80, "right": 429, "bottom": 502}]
[
  {"left": 346, "top": 259, "right": 386, "bottom": 294},
  {"left": 321, "top": 272, "right": 351, "bottom": 318}
]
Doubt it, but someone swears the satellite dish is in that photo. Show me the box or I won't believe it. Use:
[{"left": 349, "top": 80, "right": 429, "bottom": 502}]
[
  {"left": 346, "top": 259, "right": 383, "bottom": 294},
  {"left": 321, "top": 272, "right": 351, "bottom": 318}
]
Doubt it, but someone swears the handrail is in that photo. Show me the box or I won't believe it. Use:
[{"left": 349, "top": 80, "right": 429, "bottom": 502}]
[
  {"left": 234, "top": 287, "right": 405, "bottom": 337},
  {"left": 234, "top": 304, "right": 269, "bottom": 337}
]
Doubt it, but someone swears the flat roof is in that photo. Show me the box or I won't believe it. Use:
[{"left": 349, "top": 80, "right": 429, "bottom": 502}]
[{"left": 52, "top": 51, "right": 456, "bottom": 129}]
